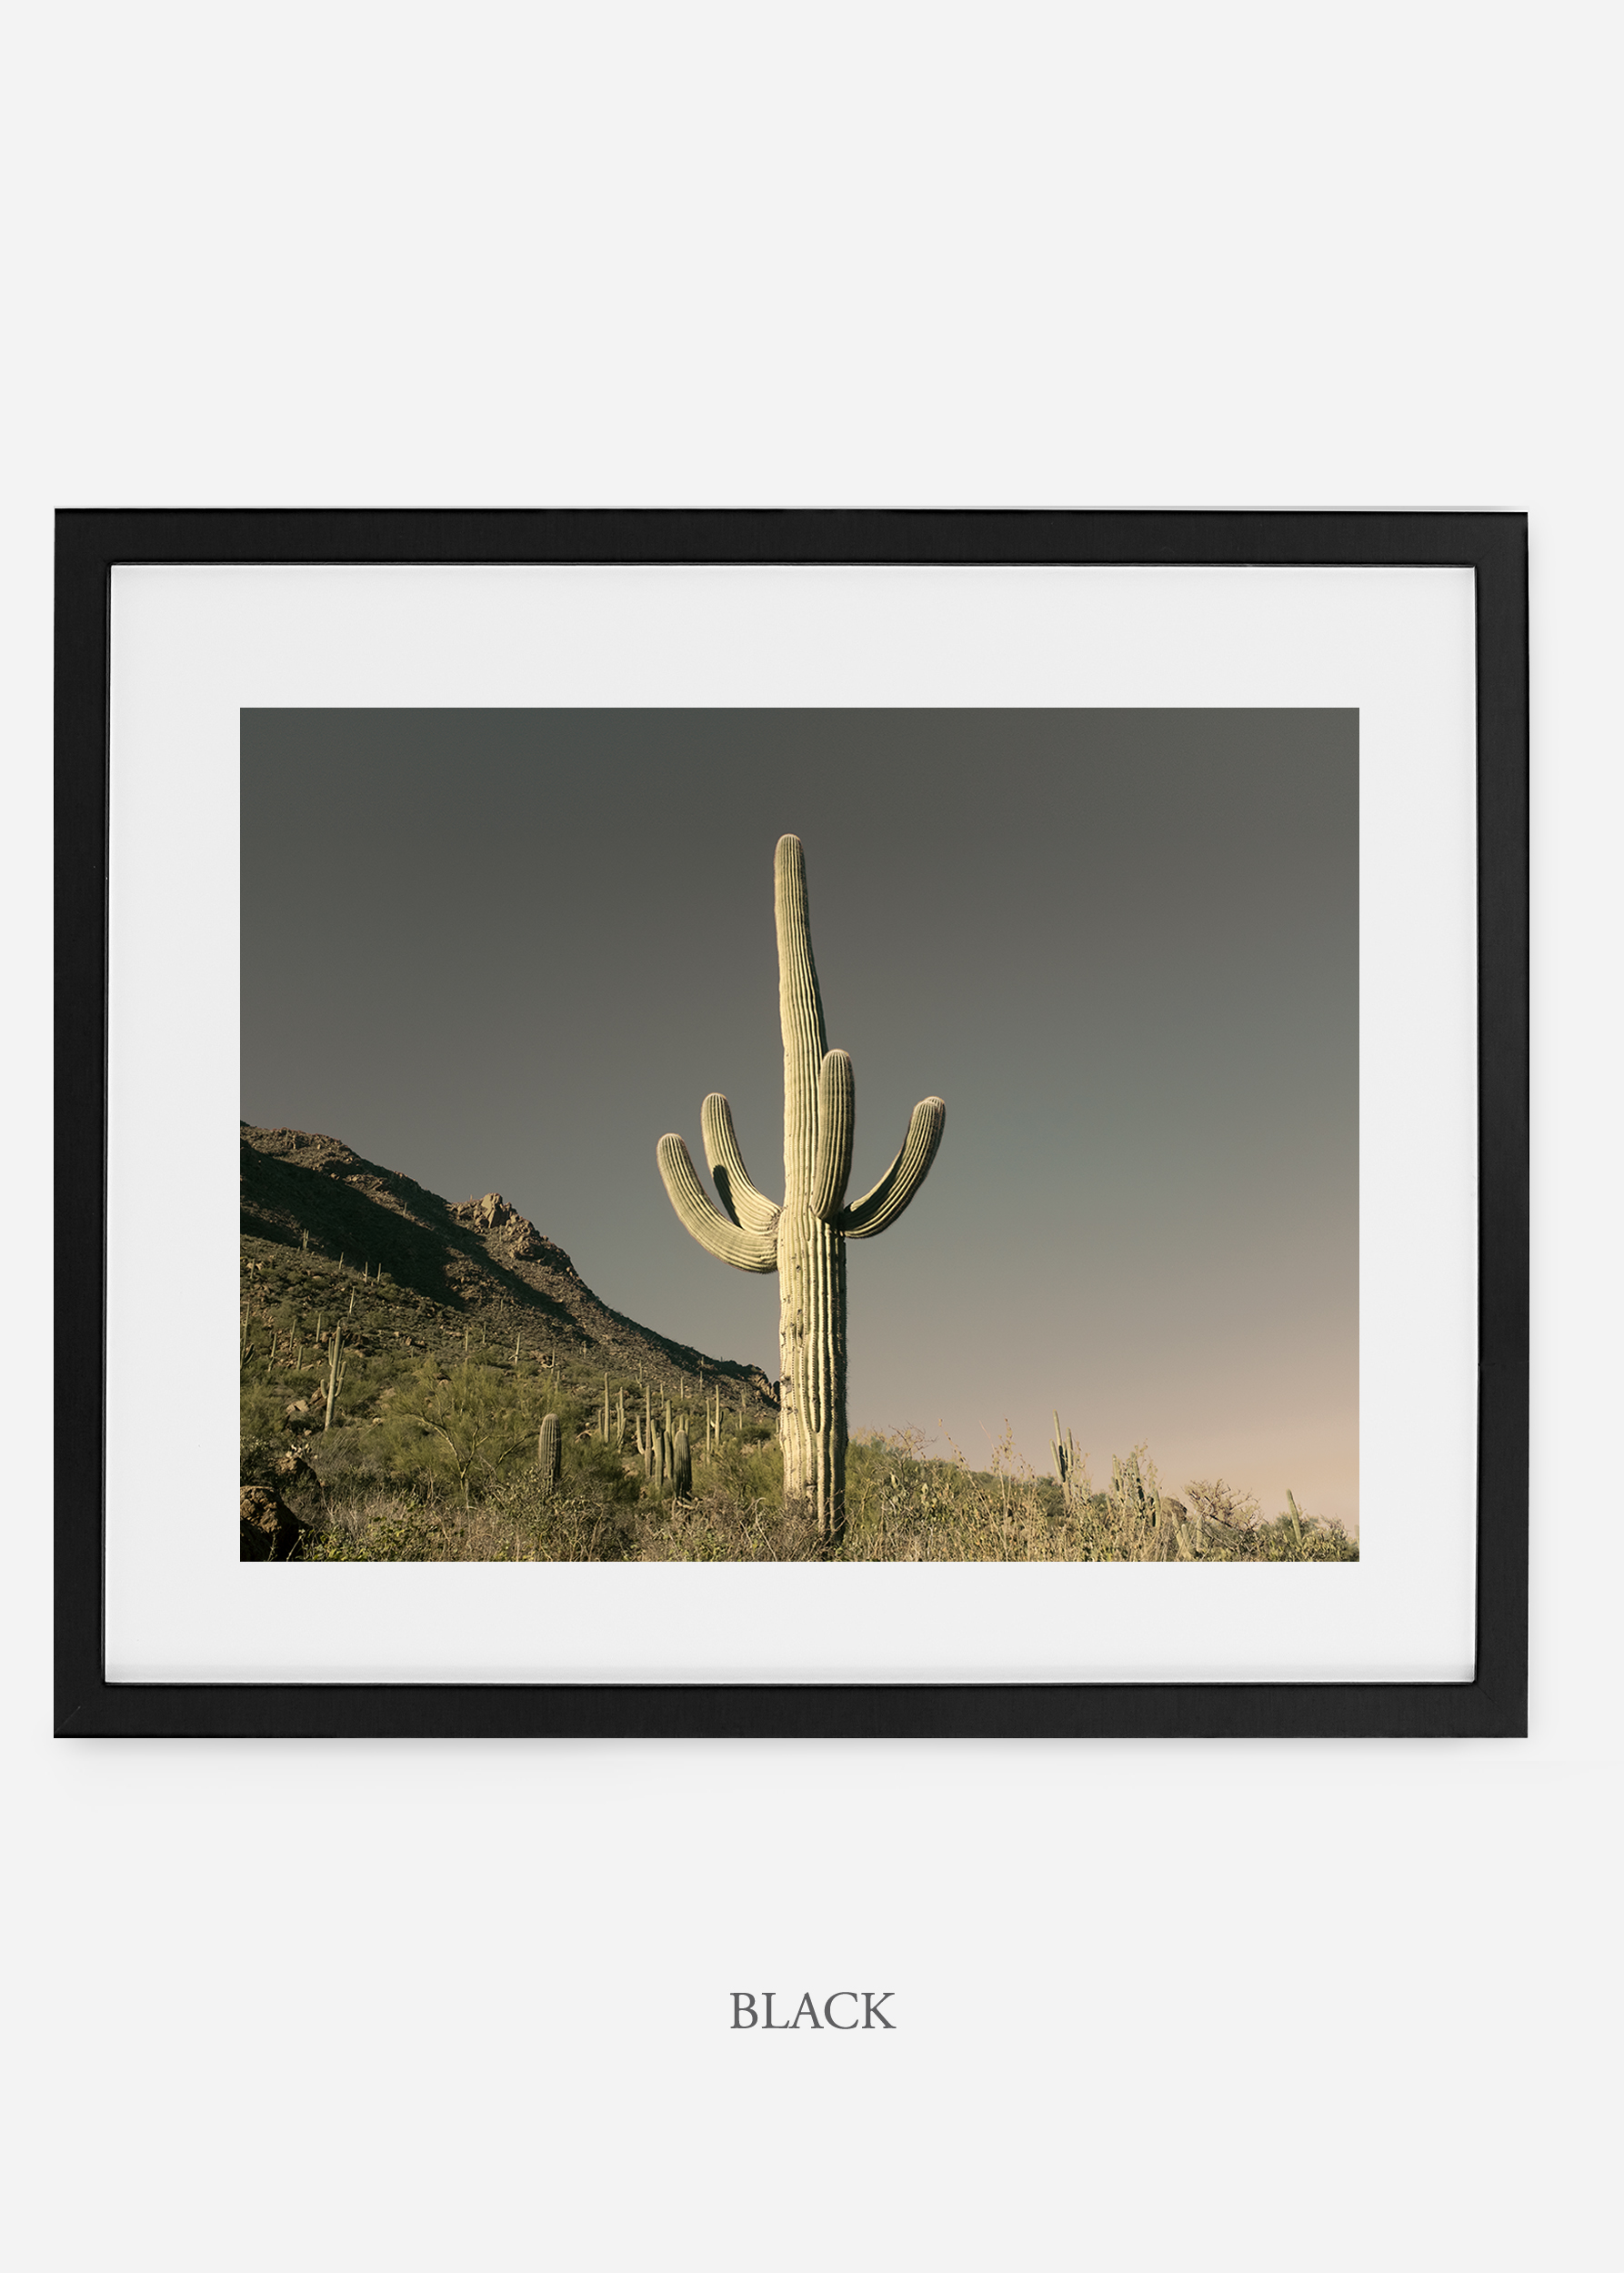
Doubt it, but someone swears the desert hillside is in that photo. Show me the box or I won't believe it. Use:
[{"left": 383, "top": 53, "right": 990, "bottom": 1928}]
[{"left": 240, "top": 1122, "right": 777, "bottom": 1412}]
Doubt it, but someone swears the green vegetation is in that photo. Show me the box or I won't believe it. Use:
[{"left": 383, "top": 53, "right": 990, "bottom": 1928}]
[{"left": 241, "top": 1244, "right": 1358, "bottom": 1563}]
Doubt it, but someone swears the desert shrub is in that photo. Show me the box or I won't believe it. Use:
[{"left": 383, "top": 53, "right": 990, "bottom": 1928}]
[
  {"left": 298, "top": 1478, "right": 637, "bottom": 1562},
  {"left": 376, "top": 1359, "right": 542, "bottom": 1504},
  {"left": 239, "top": 1380, "right": 293, "bottom": 1442},
  {"left": 698, "top": 1428, "right": 785, "bottom": 1510},
  {"left": 239, "top": 1433, "right": 282, "bottom": 1489},
  {"left": 1065, "top": 1443, "right": 1178, "bottom": 1561},
  {"left": 1245, "top": 1510, "right": 1359, "bottom": 1562},
  {"left": 1184, "top": 1477, "right": 1262, "bottom": 1532},
  {"left": 565, "top": 1431, "right": 642, "bottom": 1505},
  {"left": 297, "top": 1489, "right": 447, "bottom": 1562},
  {"left": 838, "top": 1425, "right": 1068, "bottom": 1560},
  {"left": 290, "top": 1425, "right": 391, "bottom": 1512},
  {"left": 635, "top": 1483, "right": 823, "bottom": 1561}
]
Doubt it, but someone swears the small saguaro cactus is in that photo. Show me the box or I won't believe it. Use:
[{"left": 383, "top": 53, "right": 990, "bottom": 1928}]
[
  {"left": 657, "top": 835, "right": 945, "bottom": 1537},
  {"left": 537, "top": 1413, "right": 561, "bottom": 1496},
  {"left": 323, "top": 1323, "right": 344, "bottom": 1433},
  {"left": 1051, "top": 1413, "right": 1084, "bottom": 1513}
]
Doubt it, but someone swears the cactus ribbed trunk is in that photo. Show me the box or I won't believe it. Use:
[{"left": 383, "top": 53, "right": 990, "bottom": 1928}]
[
  {"left": 776, "top": 841, "right": 847, "bottom": 1531},
  {"left": 777, "top": 1210, "right": 847, "bottom": 1531}
]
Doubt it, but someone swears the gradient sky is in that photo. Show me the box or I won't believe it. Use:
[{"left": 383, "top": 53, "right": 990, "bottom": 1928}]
[{"left": 242, "top": 709, "right": 1358, "bottom": 1524}]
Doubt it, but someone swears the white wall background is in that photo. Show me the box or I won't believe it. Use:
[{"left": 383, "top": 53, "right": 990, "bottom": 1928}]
[{"left": 5, "top": 5, "right": 1619, "bottom": 2268}]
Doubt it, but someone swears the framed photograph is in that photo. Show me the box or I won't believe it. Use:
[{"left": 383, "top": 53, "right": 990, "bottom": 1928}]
[{"left": 55, "top": 510, "right": 1528, "bottom": 1736}]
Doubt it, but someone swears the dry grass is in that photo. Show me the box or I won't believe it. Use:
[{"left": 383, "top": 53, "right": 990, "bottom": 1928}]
[
  {"left": 277, "top": 1423, "right": 1357, "bottom": 1563},
  {"left": 295, "top": 1483, "right": 635, "bottom": 1562},
  {"left": 837, "top": 1430, "right": 1355, "bottom": 1562}
]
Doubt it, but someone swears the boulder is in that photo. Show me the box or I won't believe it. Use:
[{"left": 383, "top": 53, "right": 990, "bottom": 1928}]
[{"left": 239, "top": 1483, "right": 304, "bottom": 1562}]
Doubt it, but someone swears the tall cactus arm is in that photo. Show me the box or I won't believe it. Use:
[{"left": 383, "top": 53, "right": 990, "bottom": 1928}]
[
  {"left": 836, "top": 1097, "right": 947, "bottom": 1239},
  {"left": 700, "top": 1093, "right": 781, "bottom": 1234},
  {"left": 809, "top": 1050, "right": 856, "bottom": 1222},
  {"left": 775, "top": 835, "right": 827, "bottom": 1198},
  {"left": 657, "top": 1135, "right": 778, "bottom": 1271}
]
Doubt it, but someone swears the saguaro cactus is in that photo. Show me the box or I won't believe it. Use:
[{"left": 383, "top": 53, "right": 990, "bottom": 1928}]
[
  {"left": 1051, "top": 1413, "right": 1084, "bottom": 1512},
  {"left": 323, "top": 1323, "right": 344, "bottom": 1433},
  {"left": 537, "top": 1413, "right": 561, "bottom": 1495},
  {"left": 657, "top": 835, "right": 944, "bottom": 1536}
]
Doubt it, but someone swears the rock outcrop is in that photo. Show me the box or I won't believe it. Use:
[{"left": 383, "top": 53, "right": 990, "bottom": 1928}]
[
  {"left": 449, "top": 1192, "right": 576, "bottom": 1272},
  {"left": 239, "top": 1483, "right": 305, "bottom": 1562}
]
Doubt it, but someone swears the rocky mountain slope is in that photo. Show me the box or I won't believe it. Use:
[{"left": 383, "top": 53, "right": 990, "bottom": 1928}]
[{"left": 240, "top": 1123, "right": 777, "bottom": 1412}]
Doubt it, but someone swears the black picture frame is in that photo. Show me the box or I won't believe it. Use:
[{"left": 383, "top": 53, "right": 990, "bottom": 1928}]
[{"left": 55, "top": 509, "right": 1529, "bottom": 1738}]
